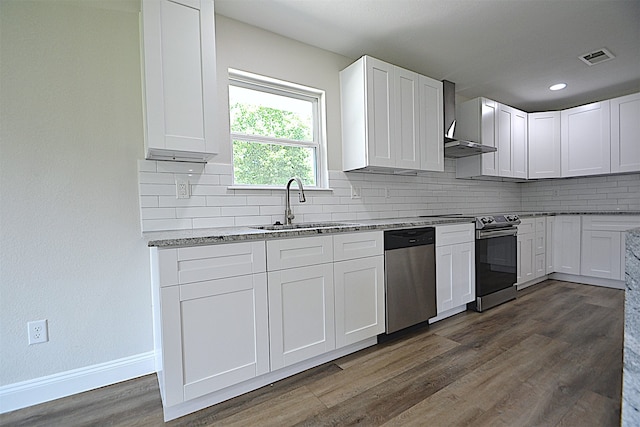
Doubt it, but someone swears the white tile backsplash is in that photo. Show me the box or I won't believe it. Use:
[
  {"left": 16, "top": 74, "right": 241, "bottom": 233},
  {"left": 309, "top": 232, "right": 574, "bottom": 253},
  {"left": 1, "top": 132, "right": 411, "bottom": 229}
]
[
  {"left": 521, "top": 173, "right": 640, "bottom": 212},
  {"left": 138, "top": 159, "right": 524, "bottom": 232},
  {"left": 138, "top": 160, "right": 639, "bottom": 232}
]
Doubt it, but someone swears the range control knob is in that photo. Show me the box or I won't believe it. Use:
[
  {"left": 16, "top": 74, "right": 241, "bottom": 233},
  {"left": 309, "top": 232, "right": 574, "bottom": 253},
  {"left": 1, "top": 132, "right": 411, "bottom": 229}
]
[{"left": 481, "top": 217, "right": 494, "bottom": 224}]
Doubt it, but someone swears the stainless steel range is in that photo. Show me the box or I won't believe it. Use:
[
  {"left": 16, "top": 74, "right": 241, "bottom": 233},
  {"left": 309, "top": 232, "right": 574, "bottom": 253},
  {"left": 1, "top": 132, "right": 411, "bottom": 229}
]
[{"left": 470, "top": 214, "right": 520, "bottom": 312}]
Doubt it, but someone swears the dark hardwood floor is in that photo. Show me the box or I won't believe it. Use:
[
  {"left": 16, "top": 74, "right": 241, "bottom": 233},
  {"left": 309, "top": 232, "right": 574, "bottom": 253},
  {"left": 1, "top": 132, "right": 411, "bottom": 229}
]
[{"left": 1, "top": 279, "right": 624, "bottom": 426}]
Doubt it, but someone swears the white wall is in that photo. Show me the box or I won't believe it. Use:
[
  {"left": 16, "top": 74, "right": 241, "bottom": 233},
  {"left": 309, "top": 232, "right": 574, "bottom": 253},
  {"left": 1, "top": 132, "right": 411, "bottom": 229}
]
[
  {"left": 213, "top": 15, "right": 352, "bottom": 170},
  {"left": 0, "top": 0, "right": 151, "bottom": 387}
]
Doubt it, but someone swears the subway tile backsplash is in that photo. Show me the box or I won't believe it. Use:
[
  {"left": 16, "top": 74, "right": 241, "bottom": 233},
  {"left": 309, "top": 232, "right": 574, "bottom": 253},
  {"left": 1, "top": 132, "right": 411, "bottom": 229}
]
[
  {"left": 138, "top": 160, "right": 639, "bottom": 233},
  {"left": 138, "top": 159, "right": 523, "bottom": 232},
  {"left": 521, "top": 174, "right": 640, "bottom": 212}
]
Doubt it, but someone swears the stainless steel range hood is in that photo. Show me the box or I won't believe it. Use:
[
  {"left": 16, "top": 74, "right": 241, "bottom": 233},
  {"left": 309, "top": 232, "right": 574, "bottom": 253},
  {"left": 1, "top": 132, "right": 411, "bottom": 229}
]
[{"left": 443, "top": 80, "right": 497, "bottom": 158}]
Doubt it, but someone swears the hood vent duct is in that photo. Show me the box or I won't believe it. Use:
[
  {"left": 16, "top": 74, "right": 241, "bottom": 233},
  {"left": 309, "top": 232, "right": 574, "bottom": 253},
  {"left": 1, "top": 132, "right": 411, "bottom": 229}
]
[{"left": 443, "top": 80, "right": 497, "bottom": 158}]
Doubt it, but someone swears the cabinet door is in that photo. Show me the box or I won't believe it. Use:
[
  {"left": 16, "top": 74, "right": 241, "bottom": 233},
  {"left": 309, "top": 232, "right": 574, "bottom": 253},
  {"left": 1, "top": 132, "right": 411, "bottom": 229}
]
[
  {"left": 528, "top": 112, "right": 561, "bottom": 178},
  {"left": 365, "top": 57, "right": 395, "bottom": 167},
  {"left": 161, "top": 274, "right": 269, "bottom": 406},
  {"left": 545, "top": 217, "right": 555, "bottom": 274},
  {"left": 419, "top": 75, "right": 444, "bottom": 172},
  {"left": 611, "top": 92, "right": 640, "bottom": 173},
  {"left": 141, "top": 0, "right": 217, "bottom": 161},
  {"left": 394, "top": 67, "right": 421, "bottom": 169},
  {"left": 498, "top": 104, "right": 527, "bottom": 178},
  {"left": 517, "top": 233, "right": 534, "bottom": 284},
  {"left": 581, "top": 230, "right": 622, "bottom": 280},
  {"left": 436, "top": 242, "right": 475, "bottom": 313},
  {"left": 534, "top": 254, "right": 546, "bottom": 279},
  {"left": 268, "top": 264, "right": 335, "bottom": 370},
  {"left": 512, "top": 108, "right": 528, "bottom": 178},
  {"left": 498, "top": 105, "right": 514, "bottom": 177},
  {"left": 553, "top": 216, "right": 581, "bottom": 274},
  {"left": 481, "top": 98, "right": 500, "bottom": 175},
  {"left": 561, "top": 101, "right": 611, "bottom": 177},
  {"left": 334, "top": 256, "right": 385, "bottom": 348}
]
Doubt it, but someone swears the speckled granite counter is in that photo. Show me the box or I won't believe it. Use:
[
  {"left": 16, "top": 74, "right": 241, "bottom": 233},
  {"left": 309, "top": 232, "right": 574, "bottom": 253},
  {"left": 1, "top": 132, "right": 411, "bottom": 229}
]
[
  {"left": 145, "top": 211, "right": 640, "bottom": 248},
  {"left": 518, "top": 211, "right": 640, "bottom": 218},
  {"left": 623, "top": 227, "right": 640, "bottom": 426},
  {"left": 144, "top": 217, "right": 474, "bottom": 248}
]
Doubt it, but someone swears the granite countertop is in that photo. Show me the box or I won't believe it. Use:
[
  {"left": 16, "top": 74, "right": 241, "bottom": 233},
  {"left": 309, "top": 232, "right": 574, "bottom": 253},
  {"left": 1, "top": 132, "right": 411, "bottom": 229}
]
[
  {"left": 145, "top": 211, "right": 640, "bottom": 248},
  {"left": 518, "top": 211, "right": 640, "bottom": 218},
  {"left": 145, "top": 217, "right": 474, "bottom": 248}
]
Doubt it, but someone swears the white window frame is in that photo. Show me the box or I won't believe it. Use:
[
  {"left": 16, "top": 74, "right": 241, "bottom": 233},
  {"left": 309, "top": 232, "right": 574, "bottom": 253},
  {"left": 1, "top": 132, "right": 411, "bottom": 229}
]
[{"left": 228, "top": 68, "right": 328, "bottom": 189}]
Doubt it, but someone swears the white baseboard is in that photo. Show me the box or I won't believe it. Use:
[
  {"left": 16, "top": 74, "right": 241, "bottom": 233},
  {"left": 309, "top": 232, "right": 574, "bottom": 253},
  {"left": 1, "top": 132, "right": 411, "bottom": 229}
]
[
  {"left": 0, "top": 351, "right": 155, "bottom": 414},
  {"left": 429, "top": 305, "right": 467, "bottom": 324},
  {"left": 549, "top": 273, "right": 625, "bottom": 290},
  {"left": 161, "top": 338, "right": 377, "bottom": 422}
]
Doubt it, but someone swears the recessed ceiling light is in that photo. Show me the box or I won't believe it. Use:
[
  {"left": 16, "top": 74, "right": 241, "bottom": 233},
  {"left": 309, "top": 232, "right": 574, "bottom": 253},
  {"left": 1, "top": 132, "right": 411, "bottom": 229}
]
[{"left": 549, "top": 83, "right": 567, "bottom": 91}]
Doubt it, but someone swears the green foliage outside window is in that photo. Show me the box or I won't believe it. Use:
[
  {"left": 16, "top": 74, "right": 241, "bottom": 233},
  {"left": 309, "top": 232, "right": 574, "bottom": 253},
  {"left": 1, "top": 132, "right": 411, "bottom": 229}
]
[{"left": 231, "top": 103, "right": 316, "bottom": 186}]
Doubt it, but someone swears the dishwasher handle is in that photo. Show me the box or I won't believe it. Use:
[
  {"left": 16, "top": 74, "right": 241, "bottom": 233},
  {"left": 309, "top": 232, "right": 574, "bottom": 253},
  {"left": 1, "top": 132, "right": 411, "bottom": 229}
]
[{"left": 384, "top": 227, "right": 435, "bottom": 250}]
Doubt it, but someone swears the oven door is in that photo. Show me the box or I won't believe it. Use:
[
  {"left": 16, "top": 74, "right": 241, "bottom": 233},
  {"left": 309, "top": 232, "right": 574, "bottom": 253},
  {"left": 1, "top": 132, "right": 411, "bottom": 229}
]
[{"left": 475, "top": 228, "right": 517, "bottom": 297}]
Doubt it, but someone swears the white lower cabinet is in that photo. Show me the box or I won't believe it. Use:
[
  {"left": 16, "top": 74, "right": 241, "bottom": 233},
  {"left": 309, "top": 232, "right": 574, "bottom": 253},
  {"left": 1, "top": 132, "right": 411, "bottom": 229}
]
[
  {"left": 151, "top": 241, "right": 268, "bottom": 407},
  {"left": 266, "top": 231, "right": 384, "bottom": 369},
  {"left": 516, "top": 232, "right": 535, "bottom": 284},
  {"left": 581, "top": 231, "right": 622, "bottom": 280},
  {"left": 268, "top": 264, "right": 336, "bottom": 370},
  {"left": 517, "top": 218, "right": 546, "bottom": 286},
  {"left": 552, "top": 215, "right": 582, "bottom": 274},
  {"left": 334, "top": 256, "right": 385, "bottom": 347},
  {"left": 160, "top": 274, "right": 269, "bottom": 405},
  {"left": 580, "top": 215, "right": 640, "bottom": 281},
  {"left": 545, "top": 217, "right": 555, "bottom": 274},
  {"left": 435, "top": 224, "right": 475, "bottom": 315}
]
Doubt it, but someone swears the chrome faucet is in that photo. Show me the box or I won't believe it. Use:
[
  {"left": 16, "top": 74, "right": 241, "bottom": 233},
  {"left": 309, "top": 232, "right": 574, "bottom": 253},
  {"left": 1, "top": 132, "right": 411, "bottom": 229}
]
[{"left": 284, "top": 177, "right": 306, "bottom": 225}]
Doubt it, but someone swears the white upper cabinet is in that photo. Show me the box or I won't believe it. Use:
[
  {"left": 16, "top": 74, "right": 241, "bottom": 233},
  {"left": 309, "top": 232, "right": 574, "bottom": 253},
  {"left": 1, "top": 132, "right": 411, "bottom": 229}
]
[
  {"left": 528, "top": 111, "right": 561, "bottom": 178},
  {"left": 561, "top": 100, "right": 611, "bottom": 177},
  {"left": 497, "top": 103, "right": 527, "bottom": 178},
  {"left": 610, "top": 92, "right": 640, "bottom": 173},
  {"left": 340, "top": 56, "right": 443, "bottom": 172},
  {"left": 419, "top": 75, "right": 445, "bottom": 172},
  {"left": 457, "top": 98, "right": 526, "bottom": 179},
  {"left": 141, "top": 0, "right": 217, "bottom": 162}
]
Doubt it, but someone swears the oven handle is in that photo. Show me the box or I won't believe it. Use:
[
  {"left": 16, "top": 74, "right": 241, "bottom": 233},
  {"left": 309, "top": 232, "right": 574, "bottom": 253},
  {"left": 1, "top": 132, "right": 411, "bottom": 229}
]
[{"left": 476, "top": 228, "right": 518, "bottom": 239}]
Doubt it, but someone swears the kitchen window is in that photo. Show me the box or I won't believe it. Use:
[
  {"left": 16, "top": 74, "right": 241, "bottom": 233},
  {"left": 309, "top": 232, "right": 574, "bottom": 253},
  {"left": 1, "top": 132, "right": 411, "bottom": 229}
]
[{"left": 228, "top": 69, "right": 327, "bottom": 188}]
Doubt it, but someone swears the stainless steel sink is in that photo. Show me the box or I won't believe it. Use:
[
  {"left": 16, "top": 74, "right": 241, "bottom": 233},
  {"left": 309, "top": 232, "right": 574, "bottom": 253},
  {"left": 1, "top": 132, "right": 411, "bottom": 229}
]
[{"left": 251, "top": 222, "right": 352, "bottom": 231}]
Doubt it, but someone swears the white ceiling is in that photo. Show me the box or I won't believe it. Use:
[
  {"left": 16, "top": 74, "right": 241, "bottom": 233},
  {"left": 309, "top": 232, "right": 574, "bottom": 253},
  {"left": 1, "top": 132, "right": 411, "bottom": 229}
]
[{"left": 215, "top": 0, "right": 640, "bottom": 112}]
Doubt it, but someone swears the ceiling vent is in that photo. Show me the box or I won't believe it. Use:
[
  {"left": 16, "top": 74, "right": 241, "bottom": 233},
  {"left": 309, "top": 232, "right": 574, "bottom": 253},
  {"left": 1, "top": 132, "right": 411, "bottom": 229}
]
[{"left": 579, "top": 48, "right": 615, "bottom": 66}]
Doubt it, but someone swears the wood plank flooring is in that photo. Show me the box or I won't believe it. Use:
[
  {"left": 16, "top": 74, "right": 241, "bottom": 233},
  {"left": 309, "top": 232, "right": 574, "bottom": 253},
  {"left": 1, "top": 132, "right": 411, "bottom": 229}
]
[{"left": 1, "top": 279, "right": 624, "bottom": 426}]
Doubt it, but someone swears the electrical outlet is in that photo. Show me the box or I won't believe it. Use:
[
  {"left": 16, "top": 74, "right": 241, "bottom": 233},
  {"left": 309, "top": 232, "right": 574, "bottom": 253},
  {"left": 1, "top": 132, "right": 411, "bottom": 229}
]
[
  {"left": 28, "top": 319, "right": 48, "bottom": 345},
  {"left": 553, "top": 189, "right": 560, "bottom": 197},
  {"left": 176, "top": 178, "right": 190, "bottom": 199},
  {"left": 350, "top": 184, "right": 361, "bottom": 199},
  {"left": 384, "top": 187, "right": 390, "bottom": 198}
]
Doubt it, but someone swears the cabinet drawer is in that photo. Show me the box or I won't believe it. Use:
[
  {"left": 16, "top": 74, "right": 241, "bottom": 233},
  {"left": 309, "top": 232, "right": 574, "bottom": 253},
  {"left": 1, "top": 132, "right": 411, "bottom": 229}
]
[
  {"left": 156, "top": 241, "right": 266, "bottom": 287},
  {"left": 267, "top": 236, "right": 333, "bottom": 270},
  {"left": 517, "top": 219, "right": 535, "bottom": 235},
  {"left": 582, "top": 215, "right": 640, "bottom": 232},
  {"left": 534, "top": 218, "right": 546, "bottom": 233},
  {"left": 333, "top": 231, "right": 383, "bottom": 261},
  {"left": 435, "top": 223, "right": 475, "bottom": 246}
]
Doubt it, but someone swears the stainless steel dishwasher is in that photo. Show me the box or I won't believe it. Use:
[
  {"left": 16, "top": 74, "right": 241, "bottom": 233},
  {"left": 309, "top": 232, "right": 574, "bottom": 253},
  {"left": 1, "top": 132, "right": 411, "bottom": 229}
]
[{"left": 384, "top": 227, "right": 437, "bottom": 334}]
